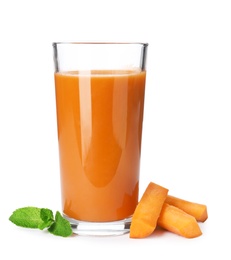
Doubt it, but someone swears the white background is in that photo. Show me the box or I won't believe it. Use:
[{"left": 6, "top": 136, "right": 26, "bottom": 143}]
[{"left": 0, "top": 0, "right": 231, "bottom": 259}]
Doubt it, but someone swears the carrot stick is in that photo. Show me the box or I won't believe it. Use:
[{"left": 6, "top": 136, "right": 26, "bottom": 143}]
[
  {"left": 130, "top": 182, "right": 168, "bottom": 238},
  {"left": 157, "top": 203, "right": 202, "bottom": 238},
  {"left": 165, "top": 195, "right": 208, "bottom": 222}
]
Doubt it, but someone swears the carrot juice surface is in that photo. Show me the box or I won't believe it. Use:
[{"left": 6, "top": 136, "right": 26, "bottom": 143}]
[{"left": 54, "top": 70, "right": 146, "bottom": 222}]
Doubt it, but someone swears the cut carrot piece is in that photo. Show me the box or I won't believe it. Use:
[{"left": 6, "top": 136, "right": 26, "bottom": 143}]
[
  {"left": 165, "top": 195, "right": 208, "bottom": 222},
  {"left": 157, "top": 203, "right": 202, "bottom": 238},
  {"left": 130, "top": 182, "right": 168, "bottom": 238}
]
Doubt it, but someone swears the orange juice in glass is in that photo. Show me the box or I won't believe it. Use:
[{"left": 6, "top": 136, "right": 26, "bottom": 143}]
[{"left": 52, "top": 42, "right": 148, "bottom": 235}]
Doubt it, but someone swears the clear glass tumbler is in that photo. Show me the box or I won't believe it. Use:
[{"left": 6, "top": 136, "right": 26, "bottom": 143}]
[{"left": 52, "top": 42, "right": 148, "bottom": 235}]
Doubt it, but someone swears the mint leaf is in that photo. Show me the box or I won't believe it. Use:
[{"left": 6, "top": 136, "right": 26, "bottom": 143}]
[
  {"left": 40, "top": 208, "right": 54, "bottom": 222},
  {"left": 9, "top": 207, "right": 44, "bottom": 228},
  {"left": 38, "top": 208, "right": 54, "bottom": 230},
  {"left": 48, "top": 211, "right": 72, "bottom": 237}
]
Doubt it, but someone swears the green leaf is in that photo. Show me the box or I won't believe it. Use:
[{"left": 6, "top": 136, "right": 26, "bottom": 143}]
[
  {"left": 9, "top": 207, "right": 44, "bottom": 228},
  {"left": 38, "top": 208, "right": 54, "bottom": 230},
  {"left": 48, "top": 211, "right": 72, "bottom": 237},
  {"left": 40, "top": 208, "right": 54, "bottom": 222}
]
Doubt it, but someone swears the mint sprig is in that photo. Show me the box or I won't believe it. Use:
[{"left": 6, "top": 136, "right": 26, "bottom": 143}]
[{"left": 9, "top": 207, "right": 72, "bottom": 237}]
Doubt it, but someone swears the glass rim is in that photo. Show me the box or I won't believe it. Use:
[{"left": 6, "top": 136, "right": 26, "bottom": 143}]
[{"left": 52, "top": 42, "right": 148, "bottom": 47}]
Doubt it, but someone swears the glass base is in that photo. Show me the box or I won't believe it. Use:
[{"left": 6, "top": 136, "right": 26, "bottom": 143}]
[{"left": 63, "top": 214, "right": 131, "bottom": 236}]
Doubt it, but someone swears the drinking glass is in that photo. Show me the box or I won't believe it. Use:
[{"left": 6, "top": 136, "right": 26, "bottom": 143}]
[{"left": 52, "top": 42, "right": 148, "bottom": 235}]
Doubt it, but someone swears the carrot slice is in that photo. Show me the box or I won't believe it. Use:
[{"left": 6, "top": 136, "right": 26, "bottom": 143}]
[
  {"left": 157, "top": 203, "right": 202, "bottom": 238},
  {"left": 130, "top": 182, "right": 168, "bottom": 238},
  {"left": 165, "top": 195, "right": 208, "bottom": 222}
]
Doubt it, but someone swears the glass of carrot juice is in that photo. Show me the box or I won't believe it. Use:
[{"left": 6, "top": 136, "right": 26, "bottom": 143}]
[{"left": 52, "top": 42, "right": 148, "bottom": 235}]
